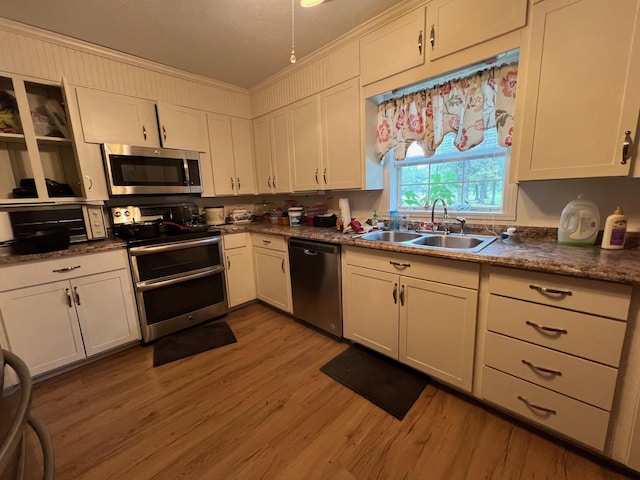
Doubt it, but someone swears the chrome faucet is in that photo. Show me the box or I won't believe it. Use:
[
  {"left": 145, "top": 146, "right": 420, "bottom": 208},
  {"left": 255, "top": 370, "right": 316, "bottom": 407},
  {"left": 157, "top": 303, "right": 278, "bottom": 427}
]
[
  {"left": 456, "top": 217, "right": 466, "bottom": 236},
  {"left": 431, "top": 198, "right": 448, "bottom": 232}
]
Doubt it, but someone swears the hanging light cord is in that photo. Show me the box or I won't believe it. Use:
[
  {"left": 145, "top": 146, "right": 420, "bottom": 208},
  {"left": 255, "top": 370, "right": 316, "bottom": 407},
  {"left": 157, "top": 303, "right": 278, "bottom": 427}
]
[{"left": 290, "top": 0, "right": 297, "bottom": 63}]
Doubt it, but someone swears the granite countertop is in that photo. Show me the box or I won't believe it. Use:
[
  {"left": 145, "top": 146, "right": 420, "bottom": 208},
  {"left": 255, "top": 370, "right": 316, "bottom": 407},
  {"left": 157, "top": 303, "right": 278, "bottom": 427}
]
[
  {"left": 222, "top": 223, "right": 640, "bottom": 285},
  {"left": 1, "top": 224, "right": 638, "bottom": 285},
  {"left": 0, "top": 238, "right": 127, "bottom": 266}
]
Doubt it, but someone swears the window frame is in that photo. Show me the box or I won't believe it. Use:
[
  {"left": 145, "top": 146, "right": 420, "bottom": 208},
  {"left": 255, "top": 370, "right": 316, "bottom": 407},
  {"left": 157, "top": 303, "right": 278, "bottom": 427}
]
[{"left": 389, "top": 133, "right": 518, "bottom": 222}]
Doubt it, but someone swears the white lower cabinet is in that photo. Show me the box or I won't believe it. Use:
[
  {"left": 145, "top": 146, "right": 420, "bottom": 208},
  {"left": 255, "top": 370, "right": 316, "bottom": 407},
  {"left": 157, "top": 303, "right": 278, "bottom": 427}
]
[
  {"left": 0, "top": 250, "right": 140, "bottom": 377},
  {"left": 223, "top": 233, "right": 256, "bottom": 308},
  {"left": 343, "top": 247, "right": 479, "bottom": 392},
  {"left": 478, "top": 266, "right": 631, "bottom": 451},
  {"left": 252, "top": 234, "right": 292, "bottom": 313}
]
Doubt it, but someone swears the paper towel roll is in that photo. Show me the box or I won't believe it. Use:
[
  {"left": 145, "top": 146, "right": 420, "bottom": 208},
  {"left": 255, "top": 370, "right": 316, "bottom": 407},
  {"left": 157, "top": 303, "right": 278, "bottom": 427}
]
[{"left": 338, "top": 198, "right": 352, "bottom": 224}]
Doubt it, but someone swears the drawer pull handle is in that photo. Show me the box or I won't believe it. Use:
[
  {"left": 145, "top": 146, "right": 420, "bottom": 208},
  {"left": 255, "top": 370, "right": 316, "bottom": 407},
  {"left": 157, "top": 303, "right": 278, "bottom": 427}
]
[
  {"left": 389, "top": 261, "right": 411, "bottom": 268},
  {"left": 262, "top": 240, "right": 271, "bottom": 245},
  {"left": 521, "top": 359, "right": 562, "bottom": 377},
  {"left": 393, "top": 283, "right": 398, "bottom": 304},
  {"left": 400, "top": 285, "right": 405, "bottom": 306},
  {"left": 52, "top": 266, "right": 81, "bottom": 273},
  {"left": 529, "top": 284, "right": 573, "bottom": 296},
  {"left": 525, "top": 320, "right": 568, "bottom": 335},
  {"left": 65, "top": 288, "right": 72, "bottom": 308},
  {"left": 517, "top": 395, "right": 556, "bottom": 416},
  {"left": 74, "top": 286, "right": 81, "bottom": 306}
]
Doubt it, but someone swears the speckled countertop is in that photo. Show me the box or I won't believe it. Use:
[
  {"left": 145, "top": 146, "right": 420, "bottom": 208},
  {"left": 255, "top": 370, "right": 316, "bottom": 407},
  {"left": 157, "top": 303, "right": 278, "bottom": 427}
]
[
  {"left": 222, "top": 223, "right": 640, "bottom": 285},
  {"left": 1, "top": 224, "right": 639, "bottom": 285}
]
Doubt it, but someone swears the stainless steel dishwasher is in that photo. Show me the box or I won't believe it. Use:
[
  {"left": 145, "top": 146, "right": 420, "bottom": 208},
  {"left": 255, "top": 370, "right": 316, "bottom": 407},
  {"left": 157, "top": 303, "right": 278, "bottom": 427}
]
[{"left": 288, "top": 238, "right": 342, "bottom": 338}]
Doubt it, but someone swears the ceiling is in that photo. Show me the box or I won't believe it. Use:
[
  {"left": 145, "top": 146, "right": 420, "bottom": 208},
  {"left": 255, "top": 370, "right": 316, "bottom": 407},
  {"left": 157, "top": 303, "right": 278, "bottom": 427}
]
[{"left": 1, "top": 0, "right": 405, "bottom": 89}]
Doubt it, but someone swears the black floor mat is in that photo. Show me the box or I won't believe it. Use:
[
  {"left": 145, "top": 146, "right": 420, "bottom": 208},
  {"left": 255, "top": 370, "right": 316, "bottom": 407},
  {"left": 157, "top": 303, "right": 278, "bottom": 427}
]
[
  {"left": 153, "top": 320, "right": 237, "bottom": 367},
  {"left": 320, "top": 344, "right": 430, "bottom": 420}
]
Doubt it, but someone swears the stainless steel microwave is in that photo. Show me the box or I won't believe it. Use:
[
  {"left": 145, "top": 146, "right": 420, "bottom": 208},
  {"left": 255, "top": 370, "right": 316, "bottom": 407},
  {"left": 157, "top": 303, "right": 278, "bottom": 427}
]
[{"left": 102, "top": 144, "right": 203, "bottom": 196}]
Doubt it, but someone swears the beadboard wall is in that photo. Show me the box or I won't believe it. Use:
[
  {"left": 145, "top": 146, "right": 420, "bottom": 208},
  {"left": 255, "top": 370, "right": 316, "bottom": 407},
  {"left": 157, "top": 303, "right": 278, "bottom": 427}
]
[{"left": 0, "top": 18, "right": 251, "bottom": 118}]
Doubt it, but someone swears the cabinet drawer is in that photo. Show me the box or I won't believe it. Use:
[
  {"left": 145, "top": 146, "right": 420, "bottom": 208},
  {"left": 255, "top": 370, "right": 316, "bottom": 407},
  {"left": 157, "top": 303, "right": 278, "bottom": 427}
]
[
  {"left": 223, "top": 233, "right": 248, "bottom": 250},
  {"left": 489, "top": 266, "right": 631, "bottom": 320},
  {"left": 251, "top": 233, "right": 287, "bottom": 252},
  {"left": 0, "top": 249, "right": 129, "bottom": 292},
  {"left": 487, "top": 295, "right": 626, "bottom": 367},
  {"left": 484, "top": 332, "right": 618, "bottom": 411},
  {"left": 344, "top": 247, "right": 478, "bottom": 289},
  {"left": 480, "top": 366, "right": 609, "bottom": 451}
]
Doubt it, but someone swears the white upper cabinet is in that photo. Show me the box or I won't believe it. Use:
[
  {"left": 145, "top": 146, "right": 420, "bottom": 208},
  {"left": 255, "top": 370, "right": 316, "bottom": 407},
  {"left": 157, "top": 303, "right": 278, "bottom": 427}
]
[
  {"left": 0, "top": 74, "right": 101, "bottom": 203},
  {"left": 156, "top": 102, "right": 209, "bottom": 152},
  {"left": 290, "top": 96, "right": 323, "bottom": 191},
  {"left": 290, "top": 78, "right": 362, "bottom": 192},
  {"left": 252, "top": 109, "right": 292, "bottom": 194},
  {"left": 515, "top": 0, "right": 640, "bottom": 180},
  {"left": 207, "top": 113, "right": 256, "bottom": 196},
  {"left": 269, "top": 108, "right": 292, "bottom": 194},
  {"left": 75, "top": 87, "right": 160, "bottom": 147},
  {"left": 426, "top": 0, "right": 527, "bottom": 61},
  {"left": 360, "top": 7, "right": 426, "bottom": 86},
  {"left": 76, "top": 88, "right": 209, "bottom": 152},
  {"left": 320, "top": 78, "right": 362, "bottom": 190}
]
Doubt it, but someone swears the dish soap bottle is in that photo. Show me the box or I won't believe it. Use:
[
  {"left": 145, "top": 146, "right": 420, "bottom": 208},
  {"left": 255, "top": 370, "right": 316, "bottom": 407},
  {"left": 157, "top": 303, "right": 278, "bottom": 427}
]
[
  {"left": 557, "top": 194, "right": 600, "bottom": 246},
  {"left": 601, "top": 206, "right": 627, "bottom": 250}
]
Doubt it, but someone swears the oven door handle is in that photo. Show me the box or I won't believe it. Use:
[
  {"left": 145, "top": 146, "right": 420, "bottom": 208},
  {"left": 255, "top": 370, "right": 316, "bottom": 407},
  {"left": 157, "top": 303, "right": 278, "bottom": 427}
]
[
  {"left": 129, "top": 236, "right": 221, "bottom": 255},
  {"left": 136, "top": 266, "right": 224, "bottom": 292}
]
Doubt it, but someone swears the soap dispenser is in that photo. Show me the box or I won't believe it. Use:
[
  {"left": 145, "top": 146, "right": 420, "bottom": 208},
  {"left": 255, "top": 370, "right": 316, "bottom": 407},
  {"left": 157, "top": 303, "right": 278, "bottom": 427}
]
[{"left": 601, "top": 206, "right": 627, "bottom": 250}]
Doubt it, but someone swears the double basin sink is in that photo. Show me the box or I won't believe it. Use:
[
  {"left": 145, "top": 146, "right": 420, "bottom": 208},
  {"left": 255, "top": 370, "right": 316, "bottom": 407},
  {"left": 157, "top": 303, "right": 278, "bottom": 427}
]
[{"left": 356, "top": 230, "right": 497, "bottom": 253}]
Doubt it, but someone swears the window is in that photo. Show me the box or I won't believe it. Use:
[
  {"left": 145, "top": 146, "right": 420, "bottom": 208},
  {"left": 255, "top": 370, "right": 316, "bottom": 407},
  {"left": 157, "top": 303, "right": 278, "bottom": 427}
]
[{"left": 391, "top": 127, "right": 515, "bottom": 218}]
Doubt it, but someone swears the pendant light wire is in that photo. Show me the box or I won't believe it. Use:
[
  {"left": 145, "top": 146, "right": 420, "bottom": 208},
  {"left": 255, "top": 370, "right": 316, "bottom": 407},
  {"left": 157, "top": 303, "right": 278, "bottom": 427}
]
[{"left": 290, "top": 0, "right": 297, "bottom": 63}]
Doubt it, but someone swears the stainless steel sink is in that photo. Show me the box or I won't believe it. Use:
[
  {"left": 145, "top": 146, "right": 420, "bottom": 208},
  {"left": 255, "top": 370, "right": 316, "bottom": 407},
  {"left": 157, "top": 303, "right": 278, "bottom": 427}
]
[
  {"left": 357, "top": 230, "right": 497, "bottom": 253},
  {"left": 357, "top": 231, "right": 423, "bottom": 242},
  {"left": 409, "top": 233, "right": 497, "bottom": 252}
]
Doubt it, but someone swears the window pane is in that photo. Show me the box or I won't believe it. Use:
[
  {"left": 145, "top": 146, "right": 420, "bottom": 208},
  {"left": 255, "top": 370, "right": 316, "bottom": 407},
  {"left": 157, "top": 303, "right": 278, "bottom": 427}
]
[
  {"left": 464, "top": 157, "right": 505, "bottom": 181},
  {"left": 400, "top": 164, "right": 430, "bottom": 184},
  {"left": 466, "top": 180, "right": 503, "bottom": 208},
  {"left": 430, "top": 162, "right": 463, "bottom": 182},
  {"left": 400, "top": 185, "right": 429, "bottom": 208}
]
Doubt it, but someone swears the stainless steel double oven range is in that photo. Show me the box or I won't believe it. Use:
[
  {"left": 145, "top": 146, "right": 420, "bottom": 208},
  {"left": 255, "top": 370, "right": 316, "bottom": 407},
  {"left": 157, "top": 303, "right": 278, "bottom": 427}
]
[{"left": 112, "top": 204, "right": 228, "bottom": 342}]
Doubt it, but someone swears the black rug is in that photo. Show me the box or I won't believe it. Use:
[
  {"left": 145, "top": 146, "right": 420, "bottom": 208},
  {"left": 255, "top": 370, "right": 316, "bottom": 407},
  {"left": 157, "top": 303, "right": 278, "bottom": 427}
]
[
  {"left": 320, "top": 344, "right": 430, "bottom": 420},
  {"left": 153, "top": 320, "right": 237, "bottom": 367}
]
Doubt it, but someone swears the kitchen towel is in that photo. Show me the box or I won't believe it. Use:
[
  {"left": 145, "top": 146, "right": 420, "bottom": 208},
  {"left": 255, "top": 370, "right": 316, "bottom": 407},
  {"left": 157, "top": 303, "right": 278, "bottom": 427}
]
[
  {"left": 320, "top": 344, "right": 430, "bottom": 420},
  {"left": 338, "top": 198, "right": 352, "bottom": 223}
]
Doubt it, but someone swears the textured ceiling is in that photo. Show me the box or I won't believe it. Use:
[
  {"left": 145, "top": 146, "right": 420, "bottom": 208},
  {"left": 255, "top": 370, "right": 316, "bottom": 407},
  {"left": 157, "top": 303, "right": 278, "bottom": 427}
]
[{"left": 1, "top": 0, "right": 405, "bottom": 89}]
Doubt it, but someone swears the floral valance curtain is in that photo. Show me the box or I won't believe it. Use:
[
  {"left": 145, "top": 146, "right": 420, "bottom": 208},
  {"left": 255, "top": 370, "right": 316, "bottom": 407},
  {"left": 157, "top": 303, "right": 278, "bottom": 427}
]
[{"left": 376, "top": 63, "right": 518, "bottom": 161}]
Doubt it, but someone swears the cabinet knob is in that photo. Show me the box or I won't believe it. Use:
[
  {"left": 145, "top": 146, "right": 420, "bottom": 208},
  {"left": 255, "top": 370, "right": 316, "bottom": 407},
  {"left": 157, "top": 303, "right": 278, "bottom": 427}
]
[{"left": 622, "top": 130, "right": 633, "bottom": 165}]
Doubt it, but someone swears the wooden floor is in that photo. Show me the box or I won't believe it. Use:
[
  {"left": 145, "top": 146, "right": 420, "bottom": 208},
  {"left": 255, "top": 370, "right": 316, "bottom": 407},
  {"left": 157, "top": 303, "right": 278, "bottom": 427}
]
[{"left": 22, "top": 303, "right": 636, "bottom": 479}]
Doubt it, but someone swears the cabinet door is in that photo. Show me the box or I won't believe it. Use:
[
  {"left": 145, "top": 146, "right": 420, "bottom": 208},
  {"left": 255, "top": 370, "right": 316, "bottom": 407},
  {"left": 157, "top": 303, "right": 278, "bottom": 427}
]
[
  {"left": 72, "top": 269, "right": 140, "bottom": 357},
  {"left": 63, "top": 80, "right": 109, "bottom": 200},
  {"left": 253, "top": 248, "right": 292, "bottom": 313},
  {"left": 75, "top": 87, "right": 160, "bottom": 147},
  {"left": 515, "top": 0, "right": 640, "bottom": 180},
  {"left": 360, "top": 7, "right": 425, "bottom": 86},
  {"left": 156, "top": 102, "right": 209, "bottom": 152},
  {"left": 269, "top": 108, "right": 292, "bottom": 193},
  {"left": 426, "top": 0, "right": 527, "bottom": 61},
  {"left": 290, "top": 96, "right": 323, "bottom": 191},
  {"left": 0, "top": 281, "right": 85, "bottom": 376},
  {"left": 321, "top": 78, "right": 362, "bottom": 189},
  {"left": 225, "top": 246, "right": 257, "bottom": 308},
  {"left": 253, "top": 115, "right": 274, "bottom": 194},
  {"left": 230, "top": 118, "right": 257, "bottom": 195},
  {"left": 207, "top": 113, "right": 236, "bottom": 195},
  {"left": 343, "top": 265, "right": 400, "bottom": 359},
  {"left": 399, "top": 277, "right": 477, "bottom": 391}
]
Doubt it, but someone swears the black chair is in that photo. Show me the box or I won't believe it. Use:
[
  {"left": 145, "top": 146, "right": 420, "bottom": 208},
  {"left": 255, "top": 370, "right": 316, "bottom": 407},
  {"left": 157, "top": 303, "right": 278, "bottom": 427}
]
[{"left": 0, "top": 349, "right": 54, "bottom": 480}]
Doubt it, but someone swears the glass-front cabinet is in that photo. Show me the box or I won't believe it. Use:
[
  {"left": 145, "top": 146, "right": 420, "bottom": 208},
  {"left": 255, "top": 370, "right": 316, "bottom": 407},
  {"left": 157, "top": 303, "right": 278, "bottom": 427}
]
[{"left": 0, "top": 73, "right": 84, "bottom": 203}]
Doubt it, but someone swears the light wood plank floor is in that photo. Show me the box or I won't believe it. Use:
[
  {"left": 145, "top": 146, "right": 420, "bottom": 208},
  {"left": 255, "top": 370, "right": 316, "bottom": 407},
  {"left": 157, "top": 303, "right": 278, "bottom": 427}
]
[{"left": 22, "top": 303, "right": 636, "bottom": 479}]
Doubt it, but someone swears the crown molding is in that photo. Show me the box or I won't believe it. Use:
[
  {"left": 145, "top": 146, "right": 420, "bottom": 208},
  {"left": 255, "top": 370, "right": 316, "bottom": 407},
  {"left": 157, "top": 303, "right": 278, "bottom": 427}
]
[
  {"left": 0, "top": 17, "right": 249, "bottom": 95},
  {"left": 249, "top": 0, "right": 427, "bottom": 95}
]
